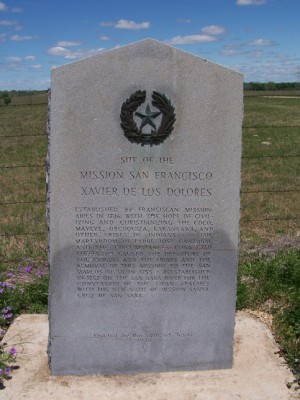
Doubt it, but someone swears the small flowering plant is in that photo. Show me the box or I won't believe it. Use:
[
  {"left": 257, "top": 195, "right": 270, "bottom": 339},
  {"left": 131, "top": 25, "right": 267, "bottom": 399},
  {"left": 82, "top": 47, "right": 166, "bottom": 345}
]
[
  {"left": 0, "top": 281, "right": 16, "bottom": 329},
  {"left": 0, "top": 271, "right": 20, "bottom": 385},
  {"left": 0, "top": 330, "right": 17, "bottom": 383},
  {"left": 0, "top": 266, "right": 48, "bottom": 385},
  {"left": 0, "top": 274, "right": 16, "bottom": 384}
]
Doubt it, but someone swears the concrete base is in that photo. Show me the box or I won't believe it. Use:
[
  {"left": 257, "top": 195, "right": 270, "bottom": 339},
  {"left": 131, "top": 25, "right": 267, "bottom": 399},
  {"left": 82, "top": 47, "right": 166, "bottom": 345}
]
[{"left": 3, "top": 312, "right": 298, "bottom": 400}]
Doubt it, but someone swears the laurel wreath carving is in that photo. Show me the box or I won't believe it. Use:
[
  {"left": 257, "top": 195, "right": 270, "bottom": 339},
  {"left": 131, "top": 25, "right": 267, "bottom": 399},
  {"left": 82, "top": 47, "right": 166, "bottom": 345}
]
[{"left": 120, "top": 90, "right": 176, "bottom": 145}]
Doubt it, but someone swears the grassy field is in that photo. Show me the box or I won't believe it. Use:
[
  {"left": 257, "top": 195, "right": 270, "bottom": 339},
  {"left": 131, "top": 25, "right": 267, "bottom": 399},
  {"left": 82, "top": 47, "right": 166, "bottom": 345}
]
[
  {"left": 240, "top": 96, "right": 300, "bottom": 246},
  {"left": 0, "top": 93, "right": 299, "bottom": 387},
  {"left": 244, "top": 90, "right": 300, "bottom": 97},
  {"left": 0, "top": 102, "right": 48, "bottom": 266},
  {"left": 9, "top": 92, "right": 48, "bottom": 105},
  {"left": 1, "top": 95, "right": 299, "bottom": 264}
]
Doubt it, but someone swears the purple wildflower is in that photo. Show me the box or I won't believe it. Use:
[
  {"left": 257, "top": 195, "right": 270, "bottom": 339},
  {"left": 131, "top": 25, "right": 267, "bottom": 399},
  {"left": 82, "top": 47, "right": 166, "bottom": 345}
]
[
  {"left": 0, "top": 330, "right": 6, "bottom": 336},
  {"left": 0, "top": 369, "right": 2, "bottom": 376},
  {"left": 6, "top": 272, "right": 13, "bottom": 278},
  {"left": 24, "top": 266, "right": 33, "bottom": 273},
  {"left": 37, "top": 271, "right": 44, "bottom": 277},
  {"left": 4, "top": 367, "right": 11, "bottom": 375},
  {"left": 1, "top": 307, "right": 13, "bottom": 320},
  {"left": 0, "top": 282, "right": 15, "bottom": 290},
  {"left": 2, "top": 313, "right": 13, "bottom": 320},
  {"left": 8, "top": 346, "right": 17, "bottom": 355}
]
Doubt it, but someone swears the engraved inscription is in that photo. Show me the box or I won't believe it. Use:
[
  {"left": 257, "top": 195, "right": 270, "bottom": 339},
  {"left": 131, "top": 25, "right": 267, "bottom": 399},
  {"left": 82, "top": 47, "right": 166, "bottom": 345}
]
[
  {"left": 92, "top": 331, "right": 193, "bottom": 342},
  {"left": 74, "top": 155, "right": 215, "bottom": 301},
  {"left": 75, "top": 206, "right": 213, "bottom": 300}
]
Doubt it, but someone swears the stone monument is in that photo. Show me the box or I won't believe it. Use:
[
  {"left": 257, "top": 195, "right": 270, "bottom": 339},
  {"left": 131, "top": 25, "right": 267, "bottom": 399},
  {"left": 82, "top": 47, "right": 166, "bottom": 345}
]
[{"left": 48, "top": 39, "right": 243, "bottom": 375}]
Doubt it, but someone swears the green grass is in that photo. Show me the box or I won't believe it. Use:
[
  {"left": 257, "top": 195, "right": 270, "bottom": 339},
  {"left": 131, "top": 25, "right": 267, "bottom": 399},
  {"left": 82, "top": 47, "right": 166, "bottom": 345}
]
[
  {"left": 238, "top": 249, "right": 300, "bottom": 388},
  {"left": 0, "top": 135, "right": 47, "bottom": 167},
  {"left": 0, "top": 94, "right": 298, "bottom": 258},
  {"left": 10, "top": 92, "right": 48, "bottom": 106},
  {"left": 243, "top": 127, "right": 300, "bottom": 157},
  {"left": 0, "top": 166, "right": 46, "bottom": 203},
  {"left": 0, "top": 103, "right": 47, "bottom": 138},
  {"left": 0, "top": 101, "right": 48, "bottom": 266},
  {"left": 243, "top": 96, "right": 300, "bottom": 127},
  {"left": 240, "top": 97, "right": 300, "bottom": 245},
  {"left": 242, "top": 158, "right": 298, "bottom": 191},
  {"left": 244, "top": 90, "right": 300, "bottom": 97}
]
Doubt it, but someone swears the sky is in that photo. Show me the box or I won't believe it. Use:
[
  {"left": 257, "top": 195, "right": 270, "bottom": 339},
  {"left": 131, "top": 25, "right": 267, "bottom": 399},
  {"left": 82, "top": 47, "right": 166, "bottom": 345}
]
[{"left": 0, "top": 0, "right": 299, "bottom": 89}]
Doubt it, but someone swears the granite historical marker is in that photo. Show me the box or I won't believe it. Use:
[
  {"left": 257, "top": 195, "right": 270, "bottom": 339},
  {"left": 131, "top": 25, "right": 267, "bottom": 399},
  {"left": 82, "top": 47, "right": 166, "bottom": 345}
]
[{"left": 48, "top": 39, "right": 243, "bottom": 375}]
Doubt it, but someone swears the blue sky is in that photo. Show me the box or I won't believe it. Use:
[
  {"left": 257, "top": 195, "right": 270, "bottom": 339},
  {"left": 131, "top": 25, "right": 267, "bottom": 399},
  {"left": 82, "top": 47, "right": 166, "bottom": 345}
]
[{"left": 0, "top": 0, "right": 299, "bottom": 89}]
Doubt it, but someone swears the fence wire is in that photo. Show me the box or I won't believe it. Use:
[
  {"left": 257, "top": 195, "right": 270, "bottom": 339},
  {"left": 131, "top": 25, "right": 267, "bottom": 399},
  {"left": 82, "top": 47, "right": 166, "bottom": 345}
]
[{"left": 0, "top": 116, "right": 299, "bottom": 263}]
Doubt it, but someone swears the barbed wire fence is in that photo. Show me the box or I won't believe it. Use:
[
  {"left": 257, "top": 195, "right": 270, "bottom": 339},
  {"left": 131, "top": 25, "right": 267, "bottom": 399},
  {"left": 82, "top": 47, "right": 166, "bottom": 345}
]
[{"left": 0, "top": 102, "right": 299, "bottom": 264}]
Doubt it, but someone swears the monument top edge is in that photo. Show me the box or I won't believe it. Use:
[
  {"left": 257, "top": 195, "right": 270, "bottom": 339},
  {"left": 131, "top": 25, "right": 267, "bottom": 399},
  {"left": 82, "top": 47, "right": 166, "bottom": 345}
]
[{"left": 51, "top": 38, "right": 243, "bottom": 78}]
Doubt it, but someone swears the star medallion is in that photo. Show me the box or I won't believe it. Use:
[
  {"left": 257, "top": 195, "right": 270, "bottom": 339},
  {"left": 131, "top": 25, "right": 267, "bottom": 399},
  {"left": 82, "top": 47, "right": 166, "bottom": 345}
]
[{"left": 135, "top": 103, "right": 161, "bottom": 130}]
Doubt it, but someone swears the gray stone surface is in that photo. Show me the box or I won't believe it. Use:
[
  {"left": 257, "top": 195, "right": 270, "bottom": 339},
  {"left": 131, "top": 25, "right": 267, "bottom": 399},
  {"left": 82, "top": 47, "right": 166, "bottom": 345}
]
[{"left": 48, "top": 39, "right": 243, "bottom": 375}]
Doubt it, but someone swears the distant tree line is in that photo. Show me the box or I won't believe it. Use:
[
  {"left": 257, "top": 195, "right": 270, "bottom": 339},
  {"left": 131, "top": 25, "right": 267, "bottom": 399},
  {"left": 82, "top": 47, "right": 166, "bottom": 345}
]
[
  {"left": 0, "top": 89, "right": 48, "bottom": 106},
  {"left": 0, "top": 89, "right": 48, "bottom": 96},
  {"left": 244, "top": 82, "right": 298, "bottom": 91},
  {"left": 0, "top": 91, "right": 12, "bottom": 106},
  {"left": 0, "top": 85, "right": 298, "bottom": 105}
]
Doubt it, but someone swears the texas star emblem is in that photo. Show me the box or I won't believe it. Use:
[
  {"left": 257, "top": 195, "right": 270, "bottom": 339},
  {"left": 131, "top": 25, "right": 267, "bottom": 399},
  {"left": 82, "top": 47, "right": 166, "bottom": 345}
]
[{"left": 120, "top": 90, "right": 176, "bottom": 146}]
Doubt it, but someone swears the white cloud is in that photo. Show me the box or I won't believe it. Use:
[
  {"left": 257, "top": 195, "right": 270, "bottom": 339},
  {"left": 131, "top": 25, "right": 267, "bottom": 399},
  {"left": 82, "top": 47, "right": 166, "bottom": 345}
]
[
  {"left": 31, "top": 64, "right": 42, "bottom": 69},
  {"left": 0, "top": 77, "right": 50, "bottom": 90},
  {"left": 99, "top": 19, "right": 150, "bottom": 30},
  {"left": 220, "top": 40, "right": 277, "bottom": 57},
  {"left": 47, "top": 46, "right": 104, "bottom": 60},
  {"left": 0, "top": 3, "right": 22, "bottom": 12},
  {"left": 114, "top": 19, "right": 150, "bottom": 30},
  {"left": 25, "top": 55, "right": 36, "bottom": 61},
  {"left": 47, "top": 46, "right": 67, "bottom": 56},
  {"left": 236, "top": 0, "right": 267, "bottom": 5},
  {"left": 0, "top": 19, "right": 23, "bottom": 30},
  {"left": 220, "top": 44, "right": 244, "bottom": 56},
  {"left": 0, "top": 19, "right": 17, "bottom": 25},
  {"left": 6, "top": 56, "right": 21, "bottom": 62},
  {"left": 201, "top": 25, "right": 225, "bottom": 35},
  {"left": 221, "top": 48, "right": 240, "bottom": 56},
  {"left": 0, "top": 2, "right": 7, "bottom": 11},
  {"left": 0, "top": 32, "right": 6, "bottom": 42},
  {"left": 11, "top": 7, "right": 22, "bottom": 13},
  {"left": 248, "top": 38, "right": 276, "bottom": 46},
  {"left": 250, "top": 50, "right": 265, "bottom": 58},
  {"left": 99, "top": 35, "right": 110, "bottom": 41},
  {"left": 166, "top": 34, "right": 216, "bottom": 45},
  {"left": 11, "top": 34, "right": 34, "bottom": 41},
  {"left": 56, "top": 41, "right": 82, "bottom": 47},
  {"left": 231, "top": 58, "right": 298, "bottom": 82}
]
